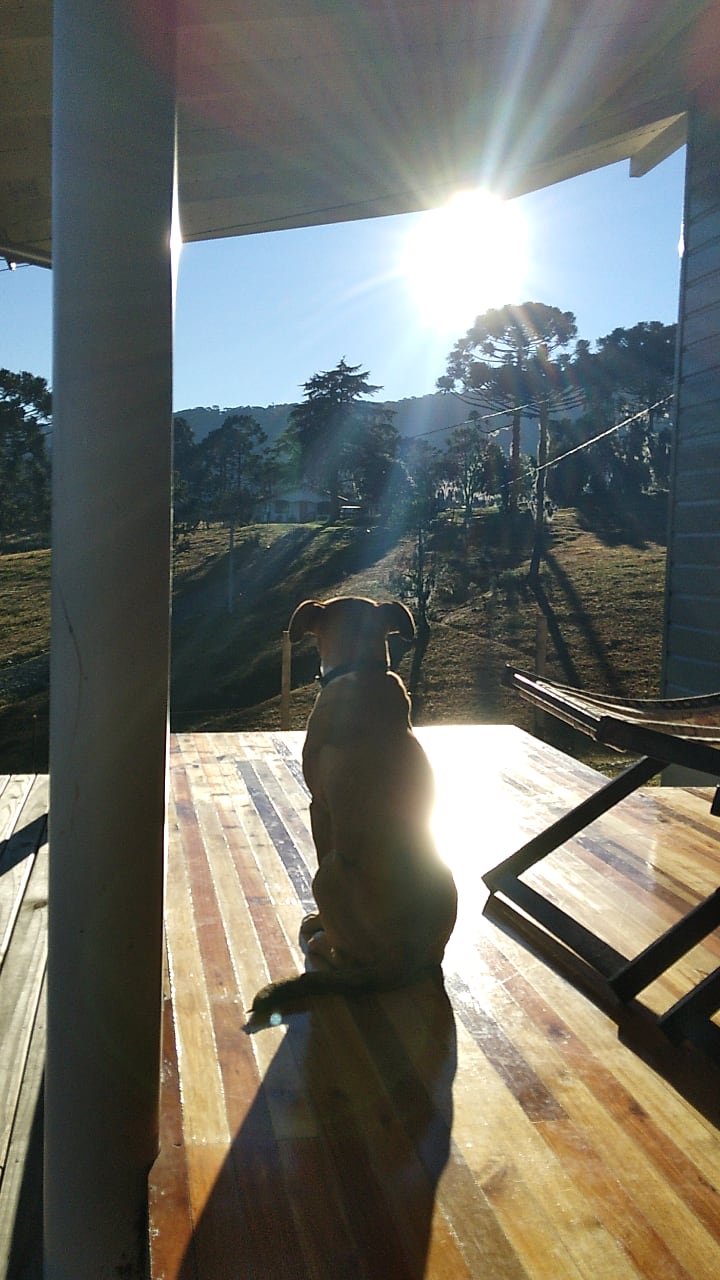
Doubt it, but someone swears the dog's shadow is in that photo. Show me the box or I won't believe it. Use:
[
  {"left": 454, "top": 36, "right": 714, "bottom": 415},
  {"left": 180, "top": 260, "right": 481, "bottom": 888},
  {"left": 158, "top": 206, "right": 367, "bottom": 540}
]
[{"left": 182, "top": 978, "right": 457, "bottom": 1278}]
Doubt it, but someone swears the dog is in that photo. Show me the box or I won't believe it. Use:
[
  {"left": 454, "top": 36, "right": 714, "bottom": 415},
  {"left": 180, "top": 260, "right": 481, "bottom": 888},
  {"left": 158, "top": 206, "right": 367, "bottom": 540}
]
[{"left": 250, "top": 595, "right": 457, "bottom": 1018}]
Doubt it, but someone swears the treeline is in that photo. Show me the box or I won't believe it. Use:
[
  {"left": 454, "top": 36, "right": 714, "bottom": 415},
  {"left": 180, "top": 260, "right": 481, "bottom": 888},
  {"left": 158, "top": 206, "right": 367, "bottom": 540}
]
[
  {"left": 0, "top": 370, "right": 52, "bottom": 545},
  {"left": 173, "top": 311, "right": 675, "bottom": 535},
  {"left": 1, "top": 306, "right": 676, "bottom": 549},
  {"left": 171, "top": 360, "right": 457, "bottom": 539},
  {"left": 173, "top": 311, "right": 675, "bottom": 543},
  {"left": 438, "top": 305, "right": 675, "bottom": 515}
]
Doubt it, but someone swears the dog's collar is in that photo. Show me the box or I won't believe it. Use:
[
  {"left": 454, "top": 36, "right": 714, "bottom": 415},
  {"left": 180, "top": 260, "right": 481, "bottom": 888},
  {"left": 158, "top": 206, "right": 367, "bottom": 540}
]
[{"left": 317, "top": 661, "right": 390, "bottom": 688}]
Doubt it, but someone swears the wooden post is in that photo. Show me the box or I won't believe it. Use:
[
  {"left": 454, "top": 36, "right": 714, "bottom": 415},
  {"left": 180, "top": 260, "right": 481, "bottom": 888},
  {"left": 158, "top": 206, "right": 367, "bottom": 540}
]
[
  {"left": 534, "top": 608, "right": 549, "bottom": 737},
  {"left": 280, "top": 630, "right": 292, "bottom": 729},
  {"left": 45, "top": 2, "right": 176, "bottom": 1275},
  {"left": 510, "top": 406, "right": 521, "bottom": 513},
  {"left": 535, "top": 609, "right": 548, "bottom": 677},
  {"left": 530, "top": 400, "right": 549, "bottom": 579}
]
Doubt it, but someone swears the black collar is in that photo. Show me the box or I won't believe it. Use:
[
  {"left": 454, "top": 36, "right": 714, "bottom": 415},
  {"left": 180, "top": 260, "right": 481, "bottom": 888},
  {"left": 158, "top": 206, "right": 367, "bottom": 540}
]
[{"left": 317, "top": 661, "right": 389, "bottom": 688}]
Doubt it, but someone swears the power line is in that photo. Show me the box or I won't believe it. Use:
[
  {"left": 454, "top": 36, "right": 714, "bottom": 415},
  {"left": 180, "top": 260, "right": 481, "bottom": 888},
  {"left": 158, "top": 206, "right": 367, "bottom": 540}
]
[
  {"left": 404, "top": 395, "right": 539, "bottom": 443},
  {"left": 404, "top": 393, "right": 673, "bottom": 463},
  {"left": 422, "top": 392, "right": 673, "bottom": 501},
  {"left": 534, "top": 395, "right": 673, "bottom": 474}
]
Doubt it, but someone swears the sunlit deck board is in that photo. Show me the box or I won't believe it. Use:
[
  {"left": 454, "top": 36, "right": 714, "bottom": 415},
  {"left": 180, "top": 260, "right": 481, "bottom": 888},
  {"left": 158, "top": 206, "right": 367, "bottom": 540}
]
[
  {"left": 0, "top": 774, "right": 48, "bottom": 1279},
  {"left": 150, "top": 728, "right": 720, "bottom": 1280}
]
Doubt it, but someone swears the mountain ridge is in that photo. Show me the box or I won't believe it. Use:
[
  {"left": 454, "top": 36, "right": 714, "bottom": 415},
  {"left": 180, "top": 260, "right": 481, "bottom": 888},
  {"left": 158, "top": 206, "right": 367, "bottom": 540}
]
[{"left": 175, "top": 390, "right": 540, "bottom": 454}]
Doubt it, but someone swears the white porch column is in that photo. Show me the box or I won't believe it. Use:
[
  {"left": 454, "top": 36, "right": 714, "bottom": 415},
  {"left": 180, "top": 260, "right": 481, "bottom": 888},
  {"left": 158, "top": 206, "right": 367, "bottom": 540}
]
[{"left": 46, "top": 3, "right": 176, "bottom": 1276}]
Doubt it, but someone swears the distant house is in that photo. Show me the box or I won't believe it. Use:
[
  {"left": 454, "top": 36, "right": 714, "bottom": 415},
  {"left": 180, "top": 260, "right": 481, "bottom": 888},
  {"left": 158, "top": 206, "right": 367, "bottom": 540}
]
[{"left": 265, "top": 485, "right": 333, "bottom": 523}]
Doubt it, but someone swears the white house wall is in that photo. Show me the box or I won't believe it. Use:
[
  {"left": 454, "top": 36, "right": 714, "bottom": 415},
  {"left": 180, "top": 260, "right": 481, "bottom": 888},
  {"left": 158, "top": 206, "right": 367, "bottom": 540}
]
[{"left": 663, "top": 109, "right": 720, "bottom": 697}]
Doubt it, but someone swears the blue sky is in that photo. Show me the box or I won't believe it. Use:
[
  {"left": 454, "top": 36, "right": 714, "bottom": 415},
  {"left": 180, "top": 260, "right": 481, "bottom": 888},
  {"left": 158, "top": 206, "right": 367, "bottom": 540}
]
[{"left": 2, "top": 147, "right": 685, "bottom": 414}]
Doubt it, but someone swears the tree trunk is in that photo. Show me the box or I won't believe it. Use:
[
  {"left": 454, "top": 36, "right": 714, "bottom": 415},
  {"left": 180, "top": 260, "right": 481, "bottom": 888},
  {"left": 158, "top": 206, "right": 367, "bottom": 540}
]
[
  {"left": 530, "top": 402, "right": 548, "bottom": 579},
  {"left": 408, "top": 521, "right": 432, "bottom": 702},
  {"left": 510, "top": 407, "right": 521, "bottom": 512},
  {"left": 408, "top": 616, "right": 430, "bottom": 702}
]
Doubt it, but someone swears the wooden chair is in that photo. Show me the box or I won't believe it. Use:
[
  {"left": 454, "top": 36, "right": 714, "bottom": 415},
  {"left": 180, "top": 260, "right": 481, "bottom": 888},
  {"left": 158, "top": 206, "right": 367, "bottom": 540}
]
[{"left": 483, "top": 667, "right": 720, "bottom": 1048}]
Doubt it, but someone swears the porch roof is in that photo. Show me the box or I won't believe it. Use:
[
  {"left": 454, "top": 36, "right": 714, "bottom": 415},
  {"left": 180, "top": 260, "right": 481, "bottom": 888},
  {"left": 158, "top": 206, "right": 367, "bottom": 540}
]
[{"left": 4, "top": 1, "right": 719, "bottom": 266}]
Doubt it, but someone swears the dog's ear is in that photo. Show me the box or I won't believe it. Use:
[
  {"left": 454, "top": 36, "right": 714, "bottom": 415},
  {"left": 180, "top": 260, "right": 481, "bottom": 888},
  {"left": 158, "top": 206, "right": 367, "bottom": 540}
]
[
  {"left": 379, "top": 601, "right": 415, "bottom": 641},
  {"left": 288, "top": 600, "right": 324, "bottom": 642}
]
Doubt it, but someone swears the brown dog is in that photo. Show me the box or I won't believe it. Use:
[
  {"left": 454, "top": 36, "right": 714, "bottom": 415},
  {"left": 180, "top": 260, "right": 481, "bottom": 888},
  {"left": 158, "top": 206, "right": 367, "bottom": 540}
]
[{"left": 251, "top": 596, "right": 457, "bottom": 1018}]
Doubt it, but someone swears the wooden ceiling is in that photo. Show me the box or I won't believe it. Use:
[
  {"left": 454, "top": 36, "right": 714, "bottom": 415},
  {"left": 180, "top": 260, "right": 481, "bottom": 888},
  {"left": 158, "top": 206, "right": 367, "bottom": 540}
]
[{"left": 4, "top": 1, "right": 720, "bottom": 267}]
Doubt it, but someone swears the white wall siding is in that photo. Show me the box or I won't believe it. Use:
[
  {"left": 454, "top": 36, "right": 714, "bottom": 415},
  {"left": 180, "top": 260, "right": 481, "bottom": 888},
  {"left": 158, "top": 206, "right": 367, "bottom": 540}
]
[{"left": 663, "top": 110, "right": 720, "bottom": 697}]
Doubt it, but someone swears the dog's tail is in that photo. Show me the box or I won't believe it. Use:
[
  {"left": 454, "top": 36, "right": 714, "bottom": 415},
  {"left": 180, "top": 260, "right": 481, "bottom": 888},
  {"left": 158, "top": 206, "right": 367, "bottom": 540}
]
[{"left": 250, "top": 959, "right": 442, "bottom": 1021}]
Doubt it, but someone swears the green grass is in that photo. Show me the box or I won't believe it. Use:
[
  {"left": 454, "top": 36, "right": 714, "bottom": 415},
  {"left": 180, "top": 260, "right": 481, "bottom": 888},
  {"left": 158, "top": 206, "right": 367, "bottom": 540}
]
[
  {"left": 0, "top": 549, "right": 51, "bottom": 666},
  {"left": 0, "top": 498, "right": 668, "bottom": 773}
]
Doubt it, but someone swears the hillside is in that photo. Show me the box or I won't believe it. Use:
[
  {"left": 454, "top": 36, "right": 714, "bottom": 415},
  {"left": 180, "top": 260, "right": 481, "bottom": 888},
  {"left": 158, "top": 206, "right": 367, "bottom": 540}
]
[
  {"left": 0, "top": 499, "right": 667, "bottom": 773},
  {"left": 170, "top": 497, "right": 667, "bottom": 767},
  {"left": 177, "top": 390, "right": 542, "bottom": 454}
]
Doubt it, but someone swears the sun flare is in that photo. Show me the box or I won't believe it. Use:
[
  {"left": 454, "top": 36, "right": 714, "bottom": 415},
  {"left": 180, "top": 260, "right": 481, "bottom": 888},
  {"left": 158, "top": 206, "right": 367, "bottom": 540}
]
[{"left": 400, "top": 189, "right": 528, "bottom": 333}]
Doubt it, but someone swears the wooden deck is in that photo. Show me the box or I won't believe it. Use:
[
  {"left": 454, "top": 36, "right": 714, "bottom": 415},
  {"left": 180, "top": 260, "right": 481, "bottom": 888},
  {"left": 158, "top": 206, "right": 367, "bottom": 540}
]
[
  {"left": 0, "top": 776, "right": 47, "bottom": 1279},
  {"left": 150, "top": 727, "right": 720, "bottom": 1280},
  {"left": 2, "top": 727, "right": 720, "bottom": 1277}
]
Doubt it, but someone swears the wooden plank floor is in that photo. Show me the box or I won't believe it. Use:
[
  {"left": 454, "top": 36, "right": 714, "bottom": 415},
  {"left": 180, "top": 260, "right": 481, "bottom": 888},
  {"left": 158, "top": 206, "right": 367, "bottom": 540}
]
[
  {"left": 0, "top": 775, "right": 48, "bottom": 1279},
  {"left": 149, "top": 727, "right": 720, "bottom": 1280}
]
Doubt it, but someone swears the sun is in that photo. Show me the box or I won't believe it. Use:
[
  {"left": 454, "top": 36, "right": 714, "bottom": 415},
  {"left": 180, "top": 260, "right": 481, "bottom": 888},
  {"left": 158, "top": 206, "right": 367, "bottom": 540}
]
[{"left": 400, "top": 189, "right": 528, "bottom": 333}]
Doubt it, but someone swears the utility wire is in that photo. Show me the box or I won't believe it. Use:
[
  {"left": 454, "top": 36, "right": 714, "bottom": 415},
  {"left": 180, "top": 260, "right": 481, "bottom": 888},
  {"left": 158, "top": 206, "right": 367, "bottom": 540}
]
[
  {"left": 534, "top": 395, "right": 673, "bottom": 473},
  {"left": 404, "top": 396, "right": 539, "bottom": 443},
  {"left": 428, "top": 392, "right": 673, "bottom": 501},
  {"left": 405, "top": 393, "right": 673, "bottom": 462}
]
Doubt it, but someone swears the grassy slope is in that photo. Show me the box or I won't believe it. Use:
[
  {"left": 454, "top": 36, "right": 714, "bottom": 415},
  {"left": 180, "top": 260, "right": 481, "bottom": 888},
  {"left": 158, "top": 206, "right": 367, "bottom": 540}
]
[
  {"left": 0, "top": 548, "right": 51, "bottom": 770},
  {"left": 171, "top": 497, "right": 667, "bottom": 772},
  {"left": 0, "top": 499, "right": 667, "bottom": 772},
  {"left": 0, "top": 548, "right": 51, "bottom": 665}
]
